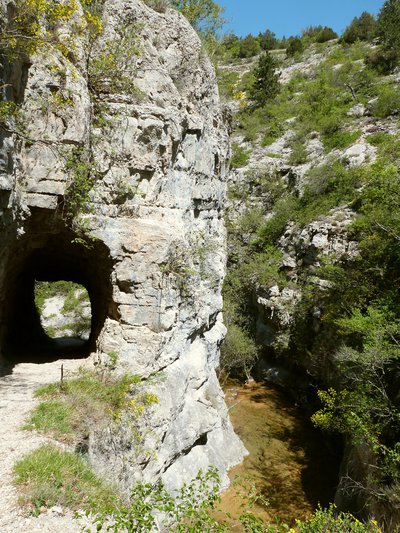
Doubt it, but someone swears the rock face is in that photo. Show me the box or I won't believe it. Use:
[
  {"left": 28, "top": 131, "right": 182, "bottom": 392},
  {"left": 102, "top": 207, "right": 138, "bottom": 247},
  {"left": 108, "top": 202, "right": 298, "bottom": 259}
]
[{"left": 0, "top": 0, "right": 245, "bottom": 490}]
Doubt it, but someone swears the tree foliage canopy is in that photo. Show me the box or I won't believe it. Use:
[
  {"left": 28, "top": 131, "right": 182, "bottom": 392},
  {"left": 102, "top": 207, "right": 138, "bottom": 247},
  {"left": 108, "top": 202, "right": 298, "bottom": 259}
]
[
  {"left": 248, "top": 52, "right": 280, "bottom": 108},
  {"left": 341, "top": 11, "right": 377, "bottom": 43},
  {"left": 170, "top": 0, "right": 224, "bottom": 40},
  {"left": 378, "top": 0, "right": 400, "bottom": 51}
]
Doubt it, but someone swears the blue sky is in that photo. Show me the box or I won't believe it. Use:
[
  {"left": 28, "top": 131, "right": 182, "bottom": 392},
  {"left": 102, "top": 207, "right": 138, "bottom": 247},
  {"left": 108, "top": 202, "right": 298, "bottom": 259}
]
[{"left": 221, "top": 0, "right": 385, "bottom": 38}]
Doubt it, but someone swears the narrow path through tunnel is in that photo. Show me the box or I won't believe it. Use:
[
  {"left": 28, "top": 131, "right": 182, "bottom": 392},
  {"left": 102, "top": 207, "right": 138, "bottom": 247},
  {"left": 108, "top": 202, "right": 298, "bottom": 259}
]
[{"left": 1, "top": 213, "right": 115, "bottom": 364}]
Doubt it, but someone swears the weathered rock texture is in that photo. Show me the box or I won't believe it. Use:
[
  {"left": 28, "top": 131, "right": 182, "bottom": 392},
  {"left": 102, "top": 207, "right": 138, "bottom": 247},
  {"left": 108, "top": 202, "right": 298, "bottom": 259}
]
[{"left": 0, "top": 0, "right": 245, "bottom": 490}]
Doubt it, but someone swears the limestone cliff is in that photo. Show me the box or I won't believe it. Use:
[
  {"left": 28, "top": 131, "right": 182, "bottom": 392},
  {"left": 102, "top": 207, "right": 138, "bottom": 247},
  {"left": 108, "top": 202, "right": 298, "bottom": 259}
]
[{"left": 0, "top": 0, "right": 245, "bottom": 491}]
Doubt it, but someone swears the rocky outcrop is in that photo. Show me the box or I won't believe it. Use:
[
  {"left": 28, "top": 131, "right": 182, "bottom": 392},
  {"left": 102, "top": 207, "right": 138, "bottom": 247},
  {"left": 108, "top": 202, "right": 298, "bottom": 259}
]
[{"left": 0, "top": 0, "right": 245, "bottom": 491}]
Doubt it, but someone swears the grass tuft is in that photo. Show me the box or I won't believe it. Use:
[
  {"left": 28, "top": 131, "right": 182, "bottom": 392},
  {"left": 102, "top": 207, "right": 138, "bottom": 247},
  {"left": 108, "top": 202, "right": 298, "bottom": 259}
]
[
  {"left": 26, "top": 369, "right": 155, "bottom": 443},
  {"left": 14, "top": 444, "right": 118, "bottom": 513}
]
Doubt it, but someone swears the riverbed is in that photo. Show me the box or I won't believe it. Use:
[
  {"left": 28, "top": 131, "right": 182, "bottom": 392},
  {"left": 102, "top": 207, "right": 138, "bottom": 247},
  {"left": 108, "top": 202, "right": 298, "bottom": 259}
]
[{"left": 218, "top": 380, "right": 342, "bottom": 528}]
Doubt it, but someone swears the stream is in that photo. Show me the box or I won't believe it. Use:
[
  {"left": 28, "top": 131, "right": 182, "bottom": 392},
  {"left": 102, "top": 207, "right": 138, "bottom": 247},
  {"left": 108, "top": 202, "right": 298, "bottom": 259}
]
[{"left": 219, "top": 380, "right": 342, "bottom": 528}]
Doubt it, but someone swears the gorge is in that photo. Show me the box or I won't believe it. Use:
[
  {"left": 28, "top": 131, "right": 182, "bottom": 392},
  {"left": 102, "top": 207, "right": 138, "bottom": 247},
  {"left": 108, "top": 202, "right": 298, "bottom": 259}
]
[{"left": 0, "top": 0, "right": 400, "bottom": 531}]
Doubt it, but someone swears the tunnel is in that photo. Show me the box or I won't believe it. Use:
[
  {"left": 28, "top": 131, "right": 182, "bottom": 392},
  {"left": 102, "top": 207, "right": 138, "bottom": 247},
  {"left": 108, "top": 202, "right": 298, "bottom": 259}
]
[{"left": 1, "top": 210, "right": 115, "bottom": 363}]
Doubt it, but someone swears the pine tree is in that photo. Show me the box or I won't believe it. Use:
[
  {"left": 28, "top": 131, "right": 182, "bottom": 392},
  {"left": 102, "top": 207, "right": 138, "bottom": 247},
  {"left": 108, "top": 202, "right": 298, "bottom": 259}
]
[
  {"left": 378, "top": 0, "right": 400, "bottom": 51},
  {"left": 248, "top": 52, "right": 280, "bottom": 108}
]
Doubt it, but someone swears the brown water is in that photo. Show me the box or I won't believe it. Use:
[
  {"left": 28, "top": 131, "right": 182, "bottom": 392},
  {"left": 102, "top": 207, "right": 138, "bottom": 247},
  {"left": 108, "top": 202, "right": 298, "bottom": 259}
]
[{"left": 218, "top": 381, "right": 341, "bottom": 528}]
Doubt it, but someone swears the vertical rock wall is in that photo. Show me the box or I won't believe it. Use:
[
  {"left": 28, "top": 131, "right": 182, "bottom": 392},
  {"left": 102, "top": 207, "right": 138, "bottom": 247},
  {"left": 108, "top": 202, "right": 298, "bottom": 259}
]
[{"left": 0, "top": 0, "right": 246, "bottom": 490}]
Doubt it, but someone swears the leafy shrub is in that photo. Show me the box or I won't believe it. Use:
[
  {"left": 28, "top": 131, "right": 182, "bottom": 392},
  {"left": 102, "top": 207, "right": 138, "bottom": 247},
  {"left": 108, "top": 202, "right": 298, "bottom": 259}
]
[
  {"left": 87, "top": 467, "right": 227, "bottom": 532},
  {"left": 220, "top": 324, "right": 259, "bottom": 379},
  {"left": 14, "top": 445, "right": 117, "bottom": 513},
  {"left": 288, "top": 139, "right": 308, "bottom": 165},
  {"left": 365, "top": 48, "right": 399, "bottom": 74},
  {"left": 296, "top": 504, "right": 380, "bottom": 532},
  {"left": 257, "top": 196, "right": 299, "bottom": 245},
  {"left": 170, "top": 0, "right": 225, "bottom": 42},
  {"left": 372, "top": 84, "right": 400, "bottom": 118},
  {"left": 217, "top": 68, "right": 240, "bottom": 101},
  {"left": 262, "top": 118, "right": 285, "bottom": 146},
  {"left": 322, "top": 129, "right": 362, "bottom": 152},
  {"left": 367, "top": 132, "right": 400, "bottom": 163},
  {"left": 230, "top": 143, "right": 251, "bottom": 168}
]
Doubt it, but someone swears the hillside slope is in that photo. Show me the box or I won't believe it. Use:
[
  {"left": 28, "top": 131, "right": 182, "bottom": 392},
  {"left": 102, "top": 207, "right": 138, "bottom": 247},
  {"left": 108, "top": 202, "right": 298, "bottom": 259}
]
[{"left": 221, "top": 38, "right": 400, "bottom": 528}]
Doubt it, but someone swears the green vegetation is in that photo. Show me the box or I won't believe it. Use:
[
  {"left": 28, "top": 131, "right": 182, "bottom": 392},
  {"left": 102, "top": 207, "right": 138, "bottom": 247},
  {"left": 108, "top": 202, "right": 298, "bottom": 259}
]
[
  {"left": 295, "top": 505, "right": 380, "bottom": 532},
  {"left": 372, "top": 82, "right": 400, "bottom": 118},
  {"left": 85, "top": 468, "right": 379, "bottom": 532},
  {"left": 14, "top": 444, "right": 118, "bottom": 514},
  {"left": 219, "top": 5, "right": 400, "bottom": 524},
  {"left": 170, "top": 0, "right": 225, "bottom": 50},
  {"left": 377, "top": 0, "right": 400, "bottom": 53},
  {"left": 25, "top": 369, "right": 158, "bottom": 443},
  {"left": 286, "top": 36, "right": 304, "bottom": 57},
  {"left": 248, "top": 52, "right": 281, "bottom": 108},
  {"left": 230, "top": 143, "right": 251, "bottom": 168},
  {"left": 0, "top": 0, "right": 82, "bottom": 59},
  {"left": 0, "top": 0, "right": 141, "bottom": 242},
  {"left": 34, "top": 280, "right": 91, "bottom": 338},
  {"left": 341, "top": 12, "right": 377, "bottom": 44}
]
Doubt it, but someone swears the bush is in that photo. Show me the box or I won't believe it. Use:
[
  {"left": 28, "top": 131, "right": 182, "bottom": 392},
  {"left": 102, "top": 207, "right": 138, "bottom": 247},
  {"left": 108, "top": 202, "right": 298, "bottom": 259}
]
[
  {"left": 262, "top": 118, "right": 285, "bottom": 146},
  {"left": 341, "top": 12, "right": 377, "bottom": 44},
  {"left": 365, "top": 48, "right": 399, "bottom": 74},
  {"left": 372, "top": 84, "right": 400, "bottom": 118},
  {"left": 296, "top": 504, "right": 380, "bottom": 532},
  {"left": 288, "top": 139, "right": 308, "bottom": 165},
  {"left": 286, "top": 37, "right": 304, "bottom": 57},
  {"left": 170, "top": 0, "right": 225, "bottom": 42},
  {"left": 230, "top": 143, "right": 251, "bottom": 168},
  {"left": 87, "top": 467, "right": 230, "bottom": 532},
  {"left": 217, "top": 68, "right": 240, "bottom": 100},
  {"left": 322, "top": 130, "right": 362, "bottom": 152},
  {"left": 220, "top": 324, "right": 259, "bottom": 379}
]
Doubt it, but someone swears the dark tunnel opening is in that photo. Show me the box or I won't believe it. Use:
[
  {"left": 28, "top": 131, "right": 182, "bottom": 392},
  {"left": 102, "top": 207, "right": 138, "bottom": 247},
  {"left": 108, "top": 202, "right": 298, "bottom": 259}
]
[{"left": 2, "top": 216, "right": 114, "bottom": 363}]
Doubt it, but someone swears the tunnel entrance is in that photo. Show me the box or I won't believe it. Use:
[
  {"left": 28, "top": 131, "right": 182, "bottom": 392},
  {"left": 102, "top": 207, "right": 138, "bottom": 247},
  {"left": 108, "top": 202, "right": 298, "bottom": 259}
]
[
  {"left": 2, "top": 213, "right": 114, "bottom": 363},
  {"left": 34, "top": 280, "right": 92, "bottom": 351}
]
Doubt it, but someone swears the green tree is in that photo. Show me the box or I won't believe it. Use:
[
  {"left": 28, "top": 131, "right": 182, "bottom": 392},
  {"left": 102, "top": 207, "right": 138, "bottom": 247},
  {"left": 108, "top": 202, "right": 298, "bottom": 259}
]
[
  {"left": 238, "top": 34, "right": 261, "bottom": 58},
  {"left": 170, "top": 0, "right": 224, "bottom": 41},
  {"left": 258, "top": 28, "right": 277, "bottom": 50},
  {"left": 302, "top": 25, "right": 337, "bottom": 43},
  {"left": 248, "top": 52, "right": 280, "bottom": 108},
  {"left": 377, "top": 0, "right": 400, "bottom": 51},
  {"left": 286, "top": 36, "right": 304, "bottom": 57},
  {"left": 316, "top": 26, "right": 338, "bottom": 43},
  {"left": 341, "top": 12, "right": 377, "bottom": 43}
]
